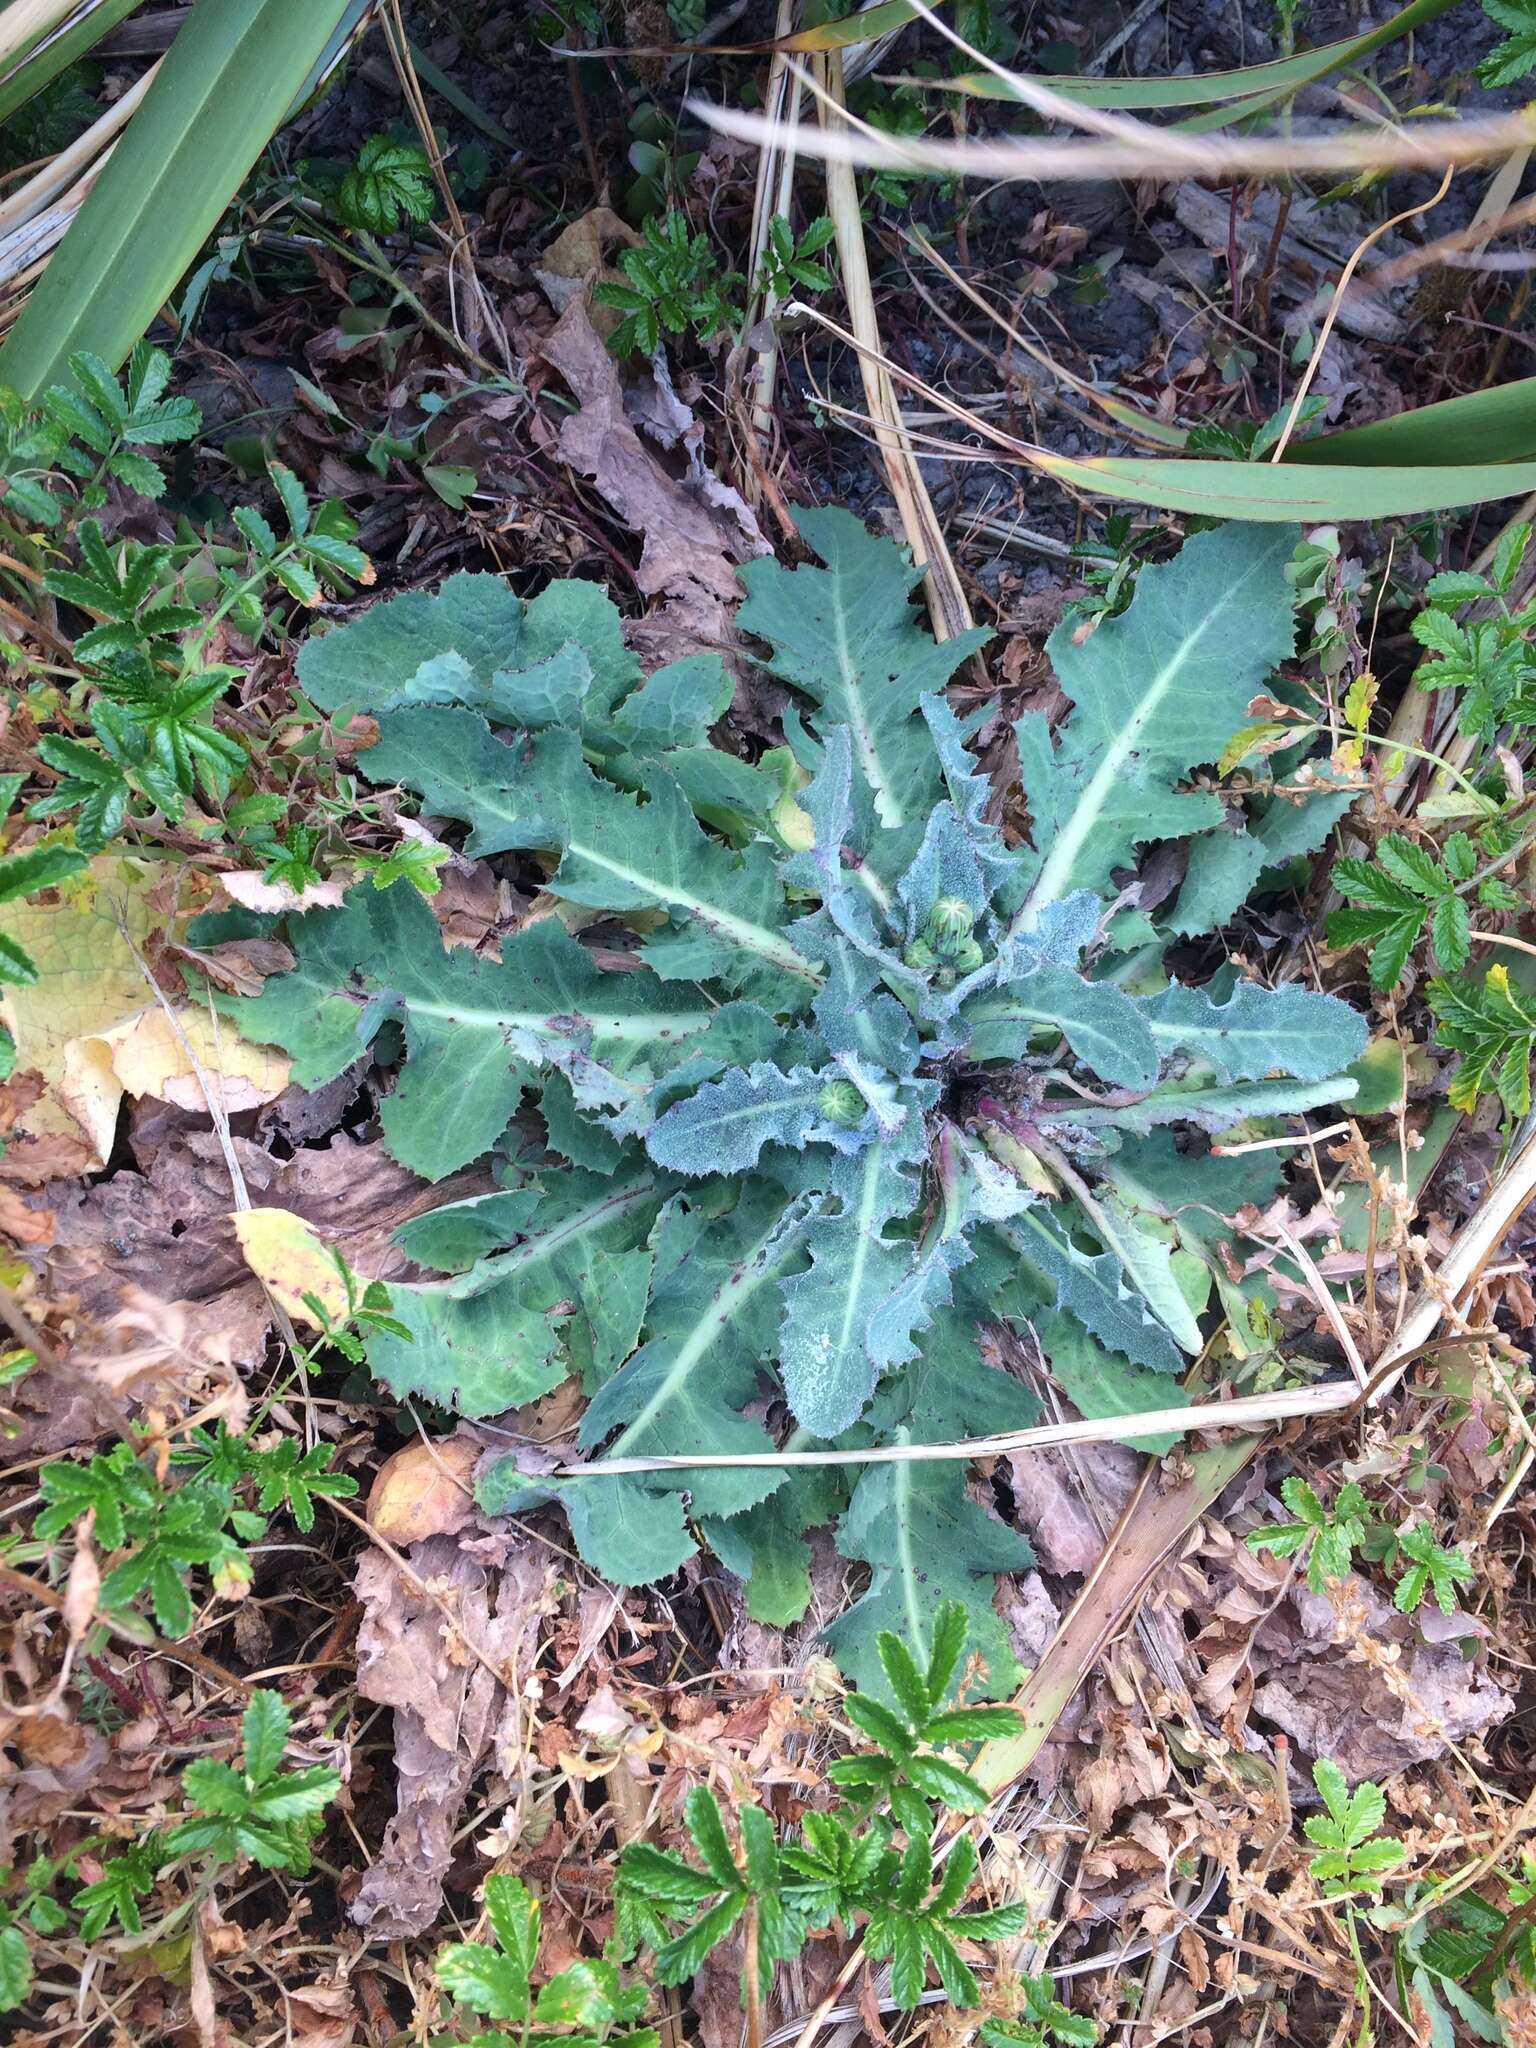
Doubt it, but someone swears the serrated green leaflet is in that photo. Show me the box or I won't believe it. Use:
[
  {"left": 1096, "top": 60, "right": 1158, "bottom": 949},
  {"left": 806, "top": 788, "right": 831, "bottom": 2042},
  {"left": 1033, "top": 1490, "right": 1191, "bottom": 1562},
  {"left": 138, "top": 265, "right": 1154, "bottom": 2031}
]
[
  {"left": 1014, "top": 524, "right": 1299, "bottom": 915},
  {"left": 225, "top": 515, "right": 1365, "bottom": 1683},
  {"left": 214, "top": 884, "right": 717, "bottom": 1178}
]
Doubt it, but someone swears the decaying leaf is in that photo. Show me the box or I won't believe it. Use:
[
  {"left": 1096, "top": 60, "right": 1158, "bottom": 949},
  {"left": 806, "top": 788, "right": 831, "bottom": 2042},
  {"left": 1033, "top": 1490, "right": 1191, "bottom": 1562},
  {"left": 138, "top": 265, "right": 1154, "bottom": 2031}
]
[
  {"left": 367, "top": 1435, "right": 480, "bottom": 1545},
  {"left": 0, "top": 857, "right": 165, "bottom": 1179},
  {"left": 89, "top": 1003, "right": 292, "bottom": 1117},
  {"left": 351, "top": 1530, "right": 556, "bottom": 1936},
  {"left": 232, "top": 1207, "right": 352, "bottom": 1326},
  {"left": 540, "top": 297, "right": 768, "bottom": 656}
]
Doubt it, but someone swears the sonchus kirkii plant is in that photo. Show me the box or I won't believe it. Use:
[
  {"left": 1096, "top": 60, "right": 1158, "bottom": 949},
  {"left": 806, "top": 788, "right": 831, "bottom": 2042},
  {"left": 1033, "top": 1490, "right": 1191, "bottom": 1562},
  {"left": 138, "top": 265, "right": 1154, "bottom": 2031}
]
[{"left": 190, "top": 514, "right": 1367, "bottom": 1694}]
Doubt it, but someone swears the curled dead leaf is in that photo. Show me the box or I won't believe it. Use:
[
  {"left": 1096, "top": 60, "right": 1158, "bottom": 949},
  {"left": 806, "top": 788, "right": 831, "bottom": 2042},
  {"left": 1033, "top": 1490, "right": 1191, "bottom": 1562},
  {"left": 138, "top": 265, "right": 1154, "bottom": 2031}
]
[{"left": 367, "top": 1436, "right": 479, "bottom": 1545}]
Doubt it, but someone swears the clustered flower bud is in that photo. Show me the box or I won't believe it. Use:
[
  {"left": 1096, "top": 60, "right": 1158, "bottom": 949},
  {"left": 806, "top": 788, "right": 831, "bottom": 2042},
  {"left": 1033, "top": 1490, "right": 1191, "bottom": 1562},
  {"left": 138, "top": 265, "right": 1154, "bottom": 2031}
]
[{"left": 902, "top": 897, "right": 985, "bottom": 987}]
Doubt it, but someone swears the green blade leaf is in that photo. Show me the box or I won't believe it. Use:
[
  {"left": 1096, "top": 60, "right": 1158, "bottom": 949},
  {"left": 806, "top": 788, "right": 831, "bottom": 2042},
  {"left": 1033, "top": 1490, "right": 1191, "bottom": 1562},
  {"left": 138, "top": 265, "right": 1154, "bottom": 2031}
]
[
  {"left": 0, "top": 0, "right": 358, "bottom": 396},
  {"left": 240, "top": 1689, "right": 290, "bottom": 1783},
  {"left": 1013, "top": 524, "right": 1298, "bottom": 912}
]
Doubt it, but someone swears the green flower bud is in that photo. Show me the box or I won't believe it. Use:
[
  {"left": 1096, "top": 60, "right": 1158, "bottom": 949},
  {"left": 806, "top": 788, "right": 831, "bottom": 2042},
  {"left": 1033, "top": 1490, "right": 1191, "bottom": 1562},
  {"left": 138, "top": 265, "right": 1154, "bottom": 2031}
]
[
  {"left": 902, "top": 936, "right": 938, "bottom": 973},
  {"left": 925, "top": 897, "right": 976, "bottom": 951},
  {"left": 818, "top": 1078, "right": 866, "bottom": 1128}
]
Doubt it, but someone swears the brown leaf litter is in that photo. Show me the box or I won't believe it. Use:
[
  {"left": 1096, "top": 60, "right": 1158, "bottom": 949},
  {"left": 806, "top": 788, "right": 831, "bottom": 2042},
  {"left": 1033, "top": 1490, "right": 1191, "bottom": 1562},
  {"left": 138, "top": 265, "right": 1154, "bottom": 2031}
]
[
  {"left": 539, "top": 297, "right": 769, "bottom": 665},
  {"left": 350, "top": 1527, "right": 556, "bottom": 1937}
]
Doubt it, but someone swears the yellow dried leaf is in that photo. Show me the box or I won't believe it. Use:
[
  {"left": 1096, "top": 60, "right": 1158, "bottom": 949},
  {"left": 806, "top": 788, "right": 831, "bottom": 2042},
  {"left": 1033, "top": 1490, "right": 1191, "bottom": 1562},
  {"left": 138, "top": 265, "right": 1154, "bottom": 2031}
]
[
  {"left": 0, "top": 856, "right": 163, "bottom": 1177},
  {"left": 232, "top": 1208, "right": 349, "bottom": 1327},
  {"left": 367, "top": 1436, "right": 479, "bottom": 1544},
  {"left": 93, "top": 1005, "right": 291, "bottom": 1115}
]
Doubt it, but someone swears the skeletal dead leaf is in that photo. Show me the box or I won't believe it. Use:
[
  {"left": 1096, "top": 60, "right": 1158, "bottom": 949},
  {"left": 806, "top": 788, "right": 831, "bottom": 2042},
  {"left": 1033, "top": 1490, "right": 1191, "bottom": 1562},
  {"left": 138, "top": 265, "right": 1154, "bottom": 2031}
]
[
  {"left": 351, "top": 1532, "right": 556, "bottom": 1937},
  {"left": 220, "top": 869, "right": 347, "bottom": 915},
  {"left": 232, "top": 1207, "right": 351, "bottom": 1326},
  {"left": 367, "top": 1436, "right": 479, "bottom": 1545},
  {"left": 1250, "top": 1575, "right": 1513, "bottom": 1779},
  {"left": 540, "top": 298, "right": 767, "bottom": 661}
]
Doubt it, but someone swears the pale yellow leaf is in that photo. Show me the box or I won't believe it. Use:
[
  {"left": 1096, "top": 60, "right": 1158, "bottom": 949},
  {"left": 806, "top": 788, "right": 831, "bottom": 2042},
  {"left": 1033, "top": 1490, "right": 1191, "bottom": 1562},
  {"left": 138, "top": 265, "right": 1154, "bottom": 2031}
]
[
  {"left": 92, "top": 1004, "right": 291, "bottom": 1115},
  {"left": 0, "top": 857, "right": 163, "bottom": 1177},
  {"left": 232, "top": 1208, "right": 349, "bottom": 1327}
]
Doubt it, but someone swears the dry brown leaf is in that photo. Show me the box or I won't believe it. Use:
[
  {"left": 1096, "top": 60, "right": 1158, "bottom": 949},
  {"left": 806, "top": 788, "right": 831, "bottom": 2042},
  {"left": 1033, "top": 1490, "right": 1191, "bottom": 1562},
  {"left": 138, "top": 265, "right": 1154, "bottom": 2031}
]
[
  {"left": 170, "top": 934, "right": 296, "bottom": 998},
  {"left": 540, "top": 298, "right": 767, "bottom": 660},
  {"left": 367, "top": 1436, "right": 480, "bottom": 1545},
  {"left": 1249, "top": 1575, "right": 1513, "bottom": 1778},
  {"left": 535, "top": 205, "right": 642, "bottom": 340},
  {"left": 351, "top": 1531, "right": 556, "bottom": 1937}
]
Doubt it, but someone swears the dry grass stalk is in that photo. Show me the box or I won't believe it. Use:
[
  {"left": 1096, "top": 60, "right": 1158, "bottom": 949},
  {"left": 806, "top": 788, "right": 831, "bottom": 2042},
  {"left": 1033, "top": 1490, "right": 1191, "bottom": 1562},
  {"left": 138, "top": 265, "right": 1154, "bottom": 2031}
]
[
  {"left": 814, "top": 46, "right": 972, "bottom": 639},
  {"left": 695, "top": 84, "right": 1536, "bottom": 186}
]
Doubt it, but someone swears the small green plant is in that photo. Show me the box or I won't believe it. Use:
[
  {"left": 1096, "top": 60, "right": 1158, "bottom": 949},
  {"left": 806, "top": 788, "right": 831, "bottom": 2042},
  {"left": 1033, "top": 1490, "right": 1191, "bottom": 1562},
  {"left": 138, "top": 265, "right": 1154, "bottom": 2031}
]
[
  {"left": 1329, "top": 832, "right": 1473, "bottom": 988},
  {"left": 438, "top": 1872, "right": 657, "bottom": 2048},
  {"left": 1387, "top": 1856, "right": 1536, "bottom": 2039},
  {"left": 1426, "top": 964, "right": 1536, "bottom": 1117},
  {"left": 39, "top": 342, "right": 201, "bottom": 507},
  {"left": 981, "top": 1978, "right": 1099, "bottom": 2048},
  {"left": 0, "top": 1902, "right": 30, "bottom": 2013},
  {"left": 1328, "top": 822, "right": 1525, "bottom": 991},
  {"left": 825, "top": 1600, "right": 1025, "bottom": 1832},
  {"left": 1380, "top": 1519, "right": 1476, "bottom": 1617},
  {"left": 1306, "top": 1758, "right": 1405, "bottom": 1898},
  {"left": 201, "top": 516, "right": 1369, "bottom": 1685},
  {"left": 333, "top": 134, "right": 435, "bottom": 235},
  {"left": 0, "top": 1689, "right": 338, "bottom": 2011},
  {"left": 35, "top": 1428, "right": 357, "bottom": 1637},
  {"left": 1064, "top": 512, "right": 1170, "bottom": 625},
  {"left": 1248, "top": 1486, "right": 1478, "bottom": 1619},
  {"left": 1247, "top": 1476, "right": 1372, "bottom": 1594},
  {"left": 594, "top": 213, "right": 744, "bottom": 356},
  {"left": 755, "top": 215, "right": 837, "bottom": 303},
  {"left": 1185, "top": 396, "right": 1330, "bottom": 463},
  {"left": 31, "top": 458, "right": 368, "bottom": 853},
  {"left": 1479, "top": 0, "right": 1536, "bottom": 84},
  {"left": 0, "top": 343, "right": 196, "bottom": 529},
  {"left": 615, "top": 1603, "right": 1033, "bottom": 2018},
  {"left": 1411, "top": 524, "right": 1536, "bottom": 747},
  {"left": 292, "top": 1251, "right": 414, "bottom": 1370},
  {"left": 0, "top": 775, "right": 86, "bottom": 988},
  {"left": 165, "top": 1688, "right": 339, "bottom": 1873}
]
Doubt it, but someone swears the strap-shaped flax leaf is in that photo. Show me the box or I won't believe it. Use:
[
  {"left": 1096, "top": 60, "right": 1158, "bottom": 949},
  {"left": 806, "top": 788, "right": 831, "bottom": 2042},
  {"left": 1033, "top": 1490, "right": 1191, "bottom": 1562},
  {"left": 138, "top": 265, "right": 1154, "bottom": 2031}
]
[
  {"left": 0, "top": 0, "right": 356, "bottom": 395},
  {"left": 943, "top": 0, "right": 1458, "bottom": 117}
]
